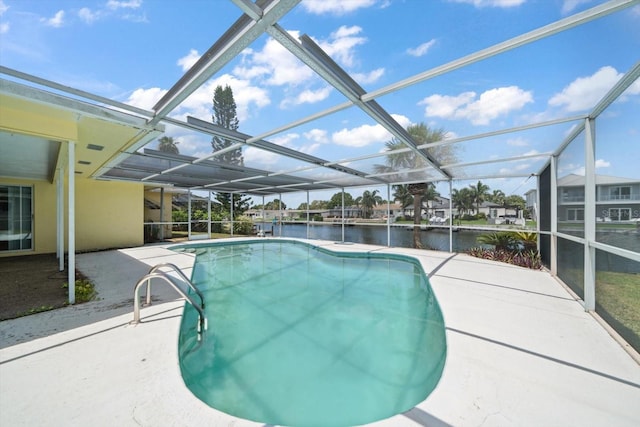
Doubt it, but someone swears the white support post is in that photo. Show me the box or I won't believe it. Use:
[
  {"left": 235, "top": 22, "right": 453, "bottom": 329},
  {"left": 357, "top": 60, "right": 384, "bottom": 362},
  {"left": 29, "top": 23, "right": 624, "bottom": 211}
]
[
  {"left": 306, "top": 191, "right": 310, "bottom": 239},
  {"left": 188, "top": 190, "right": 192, "bottom": 239},
  {"left": 341, "top": 189, "right": 345, "bottom": 243},
  {"left": 262, "top": 196, "right": 265, "bottom": 235},
  {"left": 449, "top": 180, "right": 453, "bottom": 253},
  {"left": 550, "top": 155, "right": 558, "bottom": 276},
  {"left": 56, "top": 167, "right": 64, "bottom": 272},
  {"left": 230, "top": 193, "right": 234, "bottom": 237},
  {"left": 536, "top": 175, "right": 541, "bottom": 252},
  {"left": 68, "top": 142, "right": 76, "bottom": 305},
  {"left": 278, "top": 193, "right": 282, "bottom": 237},
  {"left": 584, "top": 118, "right": 597, "bottom": 311},
  {"left": 159, "top": 187, "right": 165, "bottom": 240},
  {"left": 386, "top": 184, "right": 391, "bottom": 247},
  {"left": 207, "top": 190, "right": 211, "bottom": 239}
]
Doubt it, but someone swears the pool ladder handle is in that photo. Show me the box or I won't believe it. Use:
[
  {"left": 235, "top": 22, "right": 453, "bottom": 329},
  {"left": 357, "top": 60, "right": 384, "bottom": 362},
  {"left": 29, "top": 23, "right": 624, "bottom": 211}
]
[{"left": 131, "top": 264, "right": 207, "bottom": 338}]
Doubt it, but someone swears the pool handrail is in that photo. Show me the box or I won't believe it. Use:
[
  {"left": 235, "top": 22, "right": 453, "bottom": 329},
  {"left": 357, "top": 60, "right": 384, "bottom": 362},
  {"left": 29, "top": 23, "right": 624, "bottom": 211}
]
[
  {"left": 131, "top": 271, "right": 207, "bottom": 337},
  {"left": 146, "top": 263, "right": 205, "bottom": 309}
]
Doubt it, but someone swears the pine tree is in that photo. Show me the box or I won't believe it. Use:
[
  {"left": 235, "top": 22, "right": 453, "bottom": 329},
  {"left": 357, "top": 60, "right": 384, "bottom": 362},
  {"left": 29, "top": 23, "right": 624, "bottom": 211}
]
[
  {"left": 211, "top": 84, "right": 250, "bottom": 215},
  {"left": 211, "top": 85, "right": 243, "bottom": 165}
]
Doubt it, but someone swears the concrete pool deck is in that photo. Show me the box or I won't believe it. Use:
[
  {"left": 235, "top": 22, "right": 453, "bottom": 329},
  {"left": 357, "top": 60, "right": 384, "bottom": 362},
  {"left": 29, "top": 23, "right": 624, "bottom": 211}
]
[{"left": 1, "top": 238, "right": 639, "bottom": 427}]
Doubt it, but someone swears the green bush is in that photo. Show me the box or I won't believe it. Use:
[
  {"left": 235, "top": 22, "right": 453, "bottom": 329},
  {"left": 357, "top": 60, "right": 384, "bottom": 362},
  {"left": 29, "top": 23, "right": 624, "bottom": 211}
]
[{"left": 233, "top": 215, "right": 254, "bottom": 235}]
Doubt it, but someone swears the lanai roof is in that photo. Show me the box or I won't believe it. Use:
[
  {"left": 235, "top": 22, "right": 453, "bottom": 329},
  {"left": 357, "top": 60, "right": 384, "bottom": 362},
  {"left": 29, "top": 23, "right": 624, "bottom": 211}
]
[{"left": 1, "top": 0, "right": 638, "bottom": 196}]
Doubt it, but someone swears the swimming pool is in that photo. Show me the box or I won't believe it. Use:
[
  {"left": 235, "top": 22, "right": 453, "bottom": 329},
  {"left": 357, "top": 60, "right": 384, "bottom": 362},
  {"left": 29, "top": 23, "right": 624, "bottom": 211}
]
[{"left": 175, "top": 239, "right": 446, "bottom": 426}]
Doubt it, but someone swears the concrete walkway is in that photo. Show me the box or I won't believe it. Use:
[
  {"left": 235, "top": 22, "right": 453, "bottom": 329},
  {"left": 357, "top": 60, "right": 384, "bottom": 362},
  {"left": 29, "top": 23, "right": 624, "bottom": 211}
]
[{"left": 1, "top": 238, "right": 639, "bottom": 426}]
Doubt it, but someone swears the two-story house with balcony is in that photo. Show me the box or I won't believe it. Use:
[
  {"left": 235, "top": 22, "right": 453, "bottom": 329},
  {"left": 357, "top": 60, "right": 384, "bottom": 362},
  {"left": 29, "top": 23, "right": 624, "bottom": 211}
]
[{"left": 557, "top": 174, "right": 640, "bottom": 222}]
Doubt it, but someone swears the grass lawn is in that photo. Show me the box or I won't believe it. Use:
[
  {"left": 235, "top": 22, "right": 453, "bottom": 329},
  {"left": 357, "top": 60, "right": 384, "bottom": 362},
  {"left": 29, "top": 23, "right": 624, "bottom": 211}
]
[{"left": 595, "top": 270, "right": 640, "bottom": 352}]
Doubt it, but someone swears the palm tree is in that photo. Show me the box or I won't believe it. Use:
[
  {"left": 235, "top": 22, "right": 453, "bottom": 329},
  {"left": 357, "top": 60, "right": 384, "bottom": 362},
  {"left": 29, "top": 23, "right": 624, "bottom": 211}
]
[
  {"left": 359, "top": 190, "right": 383, "bottom": 219},
  {"left": 392, "top": 185, "right": 413, "bottom": 218},
  {"left": 489, "top": 189, "right": 506, "bottom": 206},
  {"left": 469, "top": 180, "right": 490, "bottom": 216},
  {"left": 157, "top": 136, "right": 180, "bottom": 154},
  {"left": 374, "top": 123, "right": 456, "bottom": 249},
  {"left": 451, "top": 187, "right": 474, "bottom": 222}
]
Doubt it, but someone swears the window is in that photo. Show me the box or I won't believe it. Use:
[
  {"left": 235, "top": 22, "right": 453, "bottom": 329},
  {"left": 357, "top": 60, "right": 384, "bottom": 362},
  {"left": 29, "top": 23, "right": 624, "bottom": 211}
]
[
  {"left": 609, "top": 208, "right": 631, "bottom": 221},
  {"left": 609, "top": 186, "right": 631, "bottom": 200},
  {"left": 567, "top": 208, "right": 584, "bottom": 221},
  {"left": 0, "top": 185, "right": 33, "bottom": 252}
]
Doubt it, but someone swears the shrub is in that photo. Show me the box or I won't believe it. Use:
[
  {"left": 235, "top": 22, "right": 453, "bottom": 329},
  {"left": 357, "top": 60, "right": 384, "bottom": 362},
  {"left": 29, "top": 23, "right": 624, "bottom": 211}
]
[
  {"left": 233, "top": 215, "right": 254, "bottom": 235},
  {"left": 477, "top": 232, "right": 517, "bottom": 251},
  {"left": 467, "top": 247, "right": 542, "bottom": 269}
]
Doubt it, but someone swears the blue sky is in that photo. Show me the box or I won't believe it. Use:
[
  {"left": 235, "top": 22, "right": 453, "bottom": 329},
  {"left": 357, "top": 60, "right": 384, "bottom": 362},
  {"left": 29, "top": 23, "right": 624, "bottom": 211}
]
[{"left": 1, "top": 0, "right": 639, "bottom": 207}]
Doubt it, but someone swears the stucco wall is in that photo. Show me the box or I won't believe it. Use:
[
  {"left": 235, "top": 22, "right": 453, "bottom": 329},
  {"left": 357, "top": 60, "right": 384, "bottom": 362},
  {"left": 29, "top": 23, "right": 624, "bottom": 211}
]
[{"left": 1, "top": 177, "right": 143, "bottom": 257}]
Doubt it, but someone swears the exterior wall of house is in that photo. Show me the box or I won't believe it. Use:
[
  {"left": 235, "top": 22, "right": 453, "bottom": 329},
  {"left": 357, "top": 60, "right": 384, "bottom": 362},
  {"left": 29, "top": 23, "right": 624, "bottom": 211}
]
[
  {"left": 1, "top": 177, "right": 143, "bottom": 257},
  {"left": 557, "top": 182, "right": 640, "bottom": 221},
  {"left": 75, "top": 178, "right": 143, "bottom": 251}
]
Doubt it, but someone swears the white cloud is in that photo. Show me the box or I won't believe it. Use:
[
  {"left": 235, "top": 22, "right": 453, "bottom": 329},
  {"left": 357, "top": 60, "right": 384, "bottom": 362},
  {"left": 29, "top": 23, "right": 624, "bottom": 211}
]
[
  {"left": 233, "top": 31, "right": 313, "bottom": 86},
  {"left": 125, "top": 76, "right": 270, "bottom": 126},
  {"left": 244, "top": 146, "right": 280, "bottom": 166},
  {"left": 42, "top": 10, "right": 64, "bottom": 27},
  {"left": 0, "top": 0, "right": 7, "bottom": 33},
  {"left": 522, "top": 149, "right": 539, "bottom": 156},
  {"left": 595, "top": 159, "right": 611, "bottom": 168},
  {"left": 420, "top": 86, "right": 533, "bottom": 125},
  {"left": 561, "top": 0, "right": 591, "bottom": 14},
  {"left": 407, "top": 39, "right": 437, "bottom": 57},
  {"left": 78, "top": 8, "right": 98, "bottom": 24},
  {"left": 177, "top": 49, "right": 200, "bottom": 72},
  {"left": 331, "top": 114, "right": 412, "bottom": 147},
  {"left": 281, "top": 87, "right": 332, "bottom": 108},
  {"left": 172, "top": 74, "right": 271, "bottom": 123},
  {"left": 549, "top": 66, "right": 624, "bottom": 112},
  {"left": 318, "top": 25, "right": 366, "bottom": 68},
  {"left": 302, "top": 0, "right": 377, "bottom": 15},
  {"left": 106, "top": 0, "right": 142, "bottom": 10},
  {"left": 304, "top": 129, "right": 329, "bottom": 144},
  {"left": 126, "top": 87, "right": 167, "bottom": 109},
  {"left": 353, "top": 68, "right": 385, "bottom": 84},
  {"left": 449, "top": 0, "right": 525, "bottom": 7},
  {"left": 507, "top": 137, "right": 529, "bottom": 147}
]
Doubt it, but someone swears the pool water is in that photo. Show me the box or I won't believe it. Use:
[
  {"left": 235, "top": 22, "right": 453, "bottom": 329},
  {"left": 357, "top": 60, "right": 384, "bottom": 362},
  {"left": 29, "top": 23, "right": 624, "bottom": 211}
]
[{"left": 176, "top": 240, "right": 446, "bottom": 427}]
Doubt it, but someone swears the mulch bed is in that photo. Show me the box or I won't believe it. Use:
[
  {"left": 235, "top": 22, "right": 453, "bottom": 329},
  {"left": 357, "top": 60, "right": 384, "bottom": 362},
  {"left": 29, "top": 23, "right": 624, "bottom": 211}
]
[{"left": 0, "top": 253, "right": 70, "bottom": 321}]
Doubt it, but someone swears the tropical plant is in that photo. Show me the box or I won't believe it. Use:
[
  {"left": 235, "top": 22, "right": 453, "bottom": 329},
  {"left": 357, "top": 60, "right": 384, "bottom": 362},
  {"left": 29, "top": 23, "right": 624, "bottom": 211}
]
[
  {"left": 477, "top": 232, "right": 517, "bottom": 251},
  {"left": 466, "top": 248, "right": 542, "bottom": 270},
  {"left": 358, "top": 189, "right": 383, "bottom": 219},
  {"left": 469, "top": 180, "right": 490, "bottom": 215},
  {"left": 489, "top": 189, "right": 506, "bottom": 206},
  {"left": 511, "top": 231, "right": 538, "bottom": 251},
  {"left": 157, "top": 136, "right": 180, "bottom": 154},
  {"left": 451, "top": 187, "right": 474, "bottom": 220},
  {"left": 374, "top": 123, "right": 456, "bottom": 249},
  {"left": 392, "top": 185, "right": 413, "bottom": 210}
]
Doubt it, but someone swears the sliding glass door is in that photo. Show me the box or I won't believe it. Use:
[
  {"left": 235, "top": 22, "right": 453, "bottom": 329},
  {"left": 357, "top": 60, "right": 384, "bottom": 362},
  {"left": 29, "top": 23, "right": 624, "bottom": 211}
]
[{"left": 0, "top": 185, "right": 33, "bottom": 252}]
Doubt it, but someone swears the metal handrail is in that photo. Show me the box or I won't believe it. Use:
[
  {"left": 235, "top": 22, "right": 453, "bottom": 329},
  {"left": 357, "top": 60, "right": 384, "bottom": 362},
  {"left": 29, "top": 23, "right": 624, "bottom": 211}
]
[
  {"left": 131, "top": 271, "right": 207, "bottom": 337},
  {"left": 146, "top": 263, "right": 205, "bottom": 309}
]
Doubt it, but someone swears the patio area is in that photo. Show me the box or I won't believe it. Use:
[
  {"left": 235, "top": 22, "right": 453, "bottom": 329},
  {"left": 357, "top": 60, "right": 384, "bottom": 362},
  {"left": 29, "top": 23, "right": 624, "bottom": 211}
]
[{"left": 1, "top": 238, "right": 638, "bottom": 427}]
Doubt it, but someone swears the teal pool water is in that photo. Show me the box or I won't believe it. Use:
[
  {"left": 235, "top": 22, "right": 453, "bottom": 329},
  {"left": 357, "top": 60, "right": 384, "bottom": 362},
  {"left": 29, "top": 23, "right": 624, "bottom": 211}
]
[{"left": 176, "top": 240, "right": 446, "bottom": 427}]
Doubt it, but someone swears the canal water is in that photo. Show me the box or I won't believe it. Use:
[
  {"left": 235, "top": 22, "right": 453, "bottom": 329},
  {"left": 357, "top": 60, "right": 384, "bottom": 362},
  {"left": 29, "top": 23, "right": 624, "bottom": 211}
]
[{"left": 255, "top": 222, "right": 639, "bottom": 273}]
